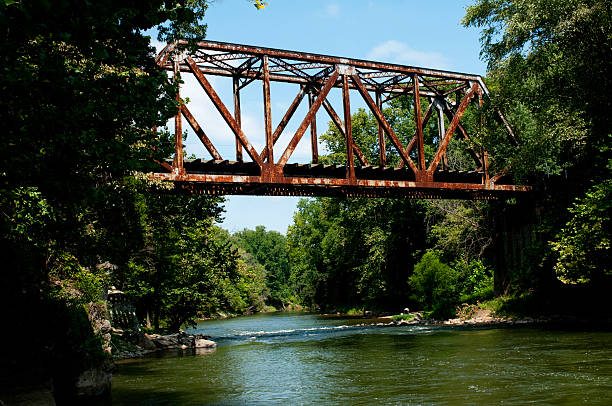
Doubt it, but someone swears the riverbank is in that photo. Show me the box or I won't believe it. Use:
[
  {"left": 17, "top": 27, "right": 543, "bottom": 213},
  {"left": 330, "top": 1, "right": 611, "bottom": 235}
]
[
  {"left": 111, "top": 329, "right": 216, "bottom": 360},
  {"left": 112, "top": 307, "right": 612, "bottom": 360}
]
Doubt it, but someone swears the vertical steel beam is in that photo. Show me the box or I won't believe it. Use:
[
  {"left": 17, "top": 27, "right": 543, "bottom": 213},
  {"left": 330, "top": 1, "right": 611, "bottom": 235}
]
[
  {"left": 262, "top": 55, "right": 273, "bottom": 163},
  {"left": 483, "top": 150, "right": 490, "bottom": 185},
  {"left": 308, "top": 89, "right": 319, "bottom": 164},
  {"left": 310, "top": 86, "right": 369, "bottom": 166},
  {"left": 436, "top": 100, "right": 447, "bottom": 170},
  {"left": 278, "top": 70, "right": 339, "bottom": 167},
  {"left": 233, "top": 76, "right": 243, "bottom": 162},
  {"left": 258, "top": 86, "right": 307, "bottom": 162},
  {"left": 428, "top": 82, "right": 479, "bottom": 173},
  {"left": 173, "top": 59, "right": 184, "bottom": 173},
  {"left": 342, "top": 74, "right": 356, "bottom": 180},
  {"left": 376, "top": 90, "right": 386, "bottom": 168},
  {"left": 413, "top": 74, "right": 425, "bottom": 171}
]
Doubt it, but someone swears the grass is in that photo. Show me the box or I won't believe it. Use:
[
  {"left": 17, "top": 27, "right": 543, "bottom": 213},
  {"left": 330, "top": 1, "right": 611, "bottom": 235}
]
[{"left": 391, "top": 313, "right": 415, "bottom": 322}]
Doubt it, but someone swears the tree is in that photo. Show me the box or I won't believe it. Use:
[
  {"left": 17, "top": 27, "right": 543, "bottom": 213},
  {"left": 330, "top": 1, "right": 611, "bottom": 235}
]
[
  {"left": 0, "top": 0, "right": 211, "bottom": 395},
  {"left": 463, "top": 0, "right": 612, "bottom": 287},
  {"left": 463, "top": 0, "right": 611, "bottom": 179},
  {"left": 287, "top": 100, "right": 432, "bottom": 312},
  {"left": 232, "top": 226, "right": 292, "bottom": 308}
]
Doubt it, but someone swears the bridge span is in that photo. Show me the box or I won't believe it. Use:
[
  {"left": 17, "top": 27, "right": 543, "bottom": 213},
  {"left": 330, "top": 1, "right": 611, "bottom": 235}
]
[{"left": 152, "top": 40, "right": 530, "bottom": 199}]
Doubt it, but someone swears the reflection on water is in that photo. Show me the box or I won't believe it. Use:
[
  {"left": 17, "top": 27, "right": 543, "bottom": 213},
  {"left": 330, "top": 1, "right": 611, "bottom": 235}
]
[{"left": 112, "top": 312, "right": 612, "bottom": 405}]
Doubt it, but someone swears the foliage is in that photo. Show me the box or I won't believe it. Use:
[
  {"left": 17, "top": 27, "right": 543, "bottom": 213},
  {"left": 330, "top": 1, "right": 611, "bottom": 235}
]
[
  {"left": 427, "top": 200, "right": 494, "bottom": 261},
  {"left": 409, "top": 251, "right": 459, "bottom": 319},
  {"left": 232, "top": 226, "right": 292, "bottom": 307},
  {"left": 0, "top": 0, "right": 235, "bottom": 393},
  {"left": 391, "top": 313, "right": 415, "bottom": 322},
  {"left": 287, "top": 93, "right": 498, "bottom": 312},
  {"left": 551, "top": 174, "right": 611, "bottom": 284},
  {"left": 455, "top": 259, "right": 494, "bottom": 303},
  {"left": 455, "top": 303, "right": 481, "bottom": 320},
  {"left": 463, "top": 0, "right": 612, "bottom": 289},
  {"left": 288, "top": 196, "right": 428, "bottom": 312},
  {"left": 111, "top": 178, "right": 270, "bottom": 330},
  {"left": 49, "top": 251, "right": 107, "bottom": 305},
  {"left": 0, "top": 0, "right": 210, "bottom": 313},
  {"left": 463, "top": 0, "right": 611, "bottom": 180}
]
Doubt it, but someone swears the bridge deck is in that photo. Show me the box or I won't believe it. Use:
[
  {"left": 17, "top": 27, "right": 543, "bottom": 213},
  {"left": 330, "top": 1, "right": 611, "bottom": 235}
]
[{"left": 153, "top": 160, "right": 527, "bottom": 199}]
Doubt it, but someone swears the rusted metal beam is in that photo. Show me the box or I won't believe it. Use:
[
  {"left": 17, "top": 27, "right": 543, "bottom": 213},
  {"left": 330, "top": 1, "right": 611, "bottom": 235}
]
[
  {"left": 305, "top": 87, "right": 368, "bottom": 166},
  {"left": 342, "top": 74, "right": 356, "bottom": 181},
  {"left": 173, "top": 59, "right": 184, "bottom": 173},
  {"left": 170, "top": 64, "right": 442, "bottom": 97},
  {"left": 398, "top": 102, "right": 433, "bottom": 168},
  {"left": 153, "top": 41, "right": 528, "bottom": 198},
  {"left": 152, "top": 171, "right": 531, "bottom": 193},
  {"left": 376, "top": 91, "right": 386, "bottom": 167},
  {"left": 259, "top": 85, "right": 307, "bottom": 162},
  {"left": 185, "top": 57, "right": 263, "bottom": 167},
  {"left": 399, "top": 99, "right": 437, "bottom": 169},
  {"left": 168, "top": 40, "right": 483, "bottom": 82},
  {"left": 413, "top": 74, "right": 425, "bottom": 170},
  {"left": 233, "top": 76, "right": 243, "bottom": 161},
  {"left": 351, "top": 73, "right": 418, "bottom": 174},
  {"left": 428, "top": 82, "right": 479, "bottom": 173},
  {"left": 278, "top": 70, "right": 339, "bottom": 167},
  {"left": 262, "top": 56, "right": 273, "bottom": 163},
  {"left": 181, "top": 104, "right": 223, "bottom": 161},
  {"left": 436, "top": 100, "right": 447, "bottom": 170},
  {"left": 313, "top": 89, "right": 369, "bottom": 167},
  {"left": 308, "top": 89, "right": 318, "bottom": 164},
  {"left": 268, "top": 57, "right": 312, "bottom": 79},
  {"left": 440, "top": 98, "right": 483, "bottom": 167}
]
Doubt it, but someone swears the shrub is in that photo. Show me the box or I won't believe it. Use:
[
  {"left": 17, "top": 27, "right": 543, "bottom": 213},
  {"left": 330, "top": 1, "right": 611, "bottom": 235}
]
[
  {"left": 409, "top": 251, "right": 459, "bottom": 319},
  {"left": 457, "top": 259, "right": 494, "bottom": 303},
  {"left": 391, "top": 313, "right": 415, "bottom": 322}
]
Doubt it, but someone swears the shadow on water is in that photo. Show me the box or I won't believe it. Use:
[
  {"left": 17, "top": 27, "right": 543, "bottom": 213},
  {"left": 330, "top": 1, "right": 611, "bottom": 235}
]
[{"left": 110, "top": 387, "right": 196, "bottom": 406}]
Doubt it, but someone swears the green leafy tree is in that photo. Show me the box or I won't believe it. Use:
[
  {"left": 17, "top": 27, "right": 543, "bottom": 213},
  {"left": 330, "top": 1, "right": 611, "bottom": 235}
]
[
  {"left": 463, "top": 0, "right": 611, "bottom": 180},
  {"left": 232, "top": 226, "right": 291, "bottom": 308},
  {"left": 463, "top": 0, "right": 612, "bottom": 289},
  {"left": 0, "top": 0, "right": 211, "bottom": 394}
]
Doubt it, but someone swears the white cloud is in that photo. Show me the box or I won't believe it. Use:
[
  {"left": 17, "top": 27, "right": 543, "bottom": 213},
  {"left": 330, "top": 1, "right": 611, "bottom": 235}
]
[
  {"left": 324, "top": 3, "right": 340, "bottom": 18},
  {"left": 367, "top": 40, "right": 450, "bottom": 70}
]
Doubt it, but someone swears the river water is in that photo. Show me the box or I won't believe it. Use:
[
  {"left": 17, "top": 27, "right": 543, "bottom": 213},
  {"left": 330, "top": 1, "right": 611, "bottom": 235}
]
[{"left": 112, "top": 312, "right": 612, "bottom": 404}]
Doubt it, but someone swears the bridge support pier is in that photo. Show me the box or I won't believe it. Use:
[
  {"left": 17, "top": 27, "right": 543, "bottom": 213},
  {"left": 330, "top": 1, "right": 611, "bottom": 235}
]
[{"left": 493, "top": 196, "right": 553, "bottom": 295}]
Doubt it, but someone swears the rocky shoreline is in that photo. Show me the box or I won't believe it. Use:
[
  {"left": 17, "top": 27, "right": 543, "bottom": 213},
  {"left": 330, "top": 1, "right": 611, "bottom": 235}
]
[
  {"left": 112, "top": 329, "right": 216, "bottom": 360},
  {"left": 112, "top": 310, "right": 611, "bottom": 360}
]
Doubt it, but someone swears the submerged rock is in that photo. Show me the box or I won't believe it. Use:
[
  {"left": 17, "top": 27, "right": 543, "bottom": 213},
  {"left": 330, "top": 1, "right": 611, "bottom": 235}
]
[{"left": 195, "top": 339, "right": 216, "bottom": 349}]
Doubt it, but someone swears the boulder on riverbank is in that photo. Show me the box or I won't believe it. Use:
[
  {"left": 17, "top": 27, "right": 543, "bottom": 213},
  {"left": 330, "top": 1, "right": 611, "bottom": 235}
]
[
  {"left": 112, "top": 330, "right": 216, "bottom": 359},
  {"left": 195, "top": 338, "right": 216, "bottom": 349}
]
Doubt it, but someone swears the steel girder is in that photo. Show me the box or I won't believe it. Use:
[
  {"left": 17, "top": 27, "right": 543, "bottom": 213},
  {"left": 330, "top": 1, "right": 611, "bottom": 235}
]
[{"left": 152, "top": 40, "right": 529, "bottom": 199}]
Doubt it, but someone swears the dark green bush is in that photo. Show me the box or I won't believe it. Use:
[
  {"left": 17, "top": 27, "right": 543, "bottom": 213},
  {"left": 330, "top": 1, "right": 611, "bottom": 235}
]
[{"left": 409, "top": 251, "right": 459, "bottom": 319}]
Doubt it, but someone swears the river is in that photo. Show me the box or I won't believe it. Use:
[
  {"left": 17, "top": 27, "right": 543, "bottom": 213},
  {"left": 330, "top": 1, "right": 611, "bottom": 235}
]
[{"left": 111, "top": 312, "right": 612, "bottom": 404}]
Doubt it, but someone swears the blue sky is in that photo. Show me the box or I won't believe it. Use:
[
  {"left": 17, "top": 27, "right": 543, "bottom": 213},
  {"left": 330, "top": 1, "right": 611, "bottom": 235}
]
[{"left": 160, "top": 0, "right": 486, "bottom": 234}]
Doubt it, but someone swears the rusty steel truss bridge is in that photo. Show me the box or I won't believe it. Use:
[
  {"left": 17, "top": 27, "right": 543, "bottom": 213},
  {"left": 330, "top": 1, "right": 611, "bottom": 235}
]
[{"left": 152, "top": 40, "right": 530, "bottom": 199}]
